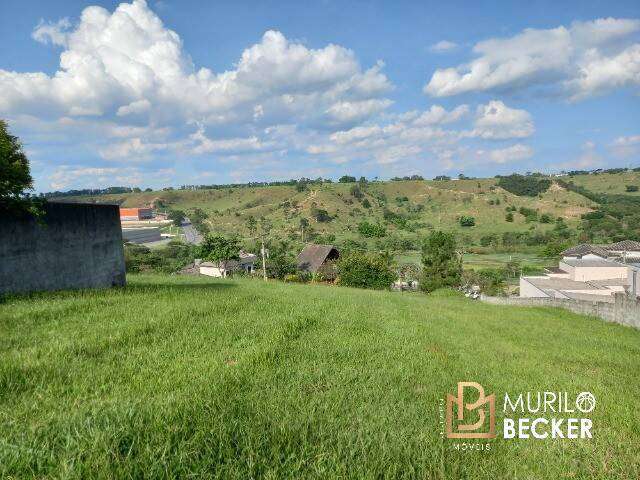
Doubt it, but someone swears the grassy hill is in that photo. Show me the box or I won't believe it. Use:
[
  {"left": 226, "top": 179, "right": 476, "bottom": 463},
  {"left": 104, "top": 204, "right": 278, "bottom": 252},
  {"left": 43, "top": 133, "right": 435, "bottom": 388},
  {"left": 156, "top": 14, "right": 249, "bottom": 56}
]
[
  {"left": 1, "top": 275, "right": 639, "bottom": 478},
  {"left": 568, "top": 171, "right": 640, "bottom": 196},
  {"left": 61, "top": 176, "right": 598, "bottom": 247}
]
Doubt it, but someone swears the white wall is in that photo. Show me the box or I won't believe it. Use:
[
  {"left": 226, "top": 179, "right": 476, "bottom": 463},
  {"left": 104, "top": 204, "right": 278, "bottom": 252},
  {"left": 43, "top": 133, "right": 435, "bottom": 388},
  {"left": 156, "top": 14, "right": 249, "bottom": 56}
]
[
  {"left": 572, "top": 266, "right": 628, "bottom": 281},
  {"left": 200, "top": 266, "right": 225, "bottom": 278},
  {"left": 519, "top": 277, "right": 549, "bottom": 298}
]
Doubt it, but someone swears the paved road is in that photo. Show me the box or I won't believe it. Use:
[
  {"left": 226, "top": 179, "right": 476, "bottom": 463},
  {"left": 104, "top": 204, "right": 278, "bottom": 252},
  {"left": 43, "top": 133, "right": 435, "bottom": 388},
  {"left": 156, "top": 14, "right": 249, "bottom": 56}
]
[{"left": 181, "top": 218, "right": 203, "bottom": 245}]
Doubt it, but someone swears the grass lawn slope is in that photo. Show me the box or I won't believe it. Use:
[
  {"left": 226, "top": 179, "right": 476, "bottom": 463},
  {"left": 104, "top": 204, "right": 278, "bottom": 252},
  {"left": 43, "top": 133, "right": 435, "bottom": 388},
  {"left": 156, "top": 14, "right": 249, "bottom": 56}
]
[{"left": 1, "top": 275, "right": 639, "bottom": 478}]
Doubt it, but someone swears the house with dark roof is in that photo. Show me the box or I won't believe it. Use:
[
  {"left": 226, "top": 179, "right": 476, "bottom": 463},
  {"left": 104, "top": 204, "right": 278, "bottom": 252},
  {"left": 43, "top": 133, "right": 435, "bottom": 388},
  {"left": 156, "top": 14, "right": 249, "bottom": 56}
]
[{"left": 297, "top": 244, "right": 340, "bottom": 273}]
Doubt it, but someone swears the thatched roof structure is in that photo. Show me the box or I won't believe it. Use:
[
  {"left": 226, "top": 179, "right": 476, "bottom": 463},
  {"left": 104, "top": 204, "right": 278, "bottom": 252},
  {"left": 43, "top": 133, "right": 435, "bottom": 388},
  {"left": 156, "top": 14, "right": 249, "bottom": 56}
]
[{"left": 297, "top": 244, "right": 340, "bottom": 272}]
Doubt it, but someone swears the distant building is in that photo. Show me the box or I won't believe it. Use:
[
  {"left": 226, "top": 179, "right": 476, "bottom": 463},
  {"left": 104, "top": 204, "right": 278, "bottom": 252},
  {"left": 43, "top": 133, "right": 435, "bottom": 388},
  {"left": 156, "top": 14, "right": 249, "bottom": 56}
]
[
  {"left": 520, "top": 240, "right": 640, "bottom": 300},
  {"left": 120, "top": 207, "right": 153, "bottom": 221},
  {"left": 297, "top": 244, "right": 340, "bottom": 273},
  {"left": 199, "top": 252, "right": 257, "bottom": 278}
]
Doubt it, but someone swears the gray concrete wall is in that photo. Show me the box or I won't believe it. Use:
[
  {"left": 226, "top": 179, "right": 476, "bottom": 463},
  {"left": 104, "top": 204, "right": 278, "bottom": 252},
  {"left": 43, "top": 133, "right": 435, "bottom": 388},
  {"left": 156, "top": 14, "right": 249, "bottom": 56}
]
[
  {"left": 481, "top": 293, "right": 640, "bottom": 329},
  {"left": 0, "top": 202, "right": 126, "bottom": 294}
]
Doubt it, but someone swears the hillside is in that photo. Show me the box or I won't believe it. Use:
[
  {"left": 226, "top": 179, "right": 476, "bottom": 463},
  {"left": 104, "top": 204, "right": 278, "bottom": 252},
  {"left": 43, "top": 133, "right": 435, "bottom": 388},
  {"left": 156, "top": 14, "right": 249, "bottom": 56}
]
[
  {"left": 568, "top": 171, "right": 640, "bottom": 196},
  {"left": 59, "top": 176, "right": 599, "bottom": 248},
  {"left": 1, "top": 274, "right": 639, "bottom": 478}
]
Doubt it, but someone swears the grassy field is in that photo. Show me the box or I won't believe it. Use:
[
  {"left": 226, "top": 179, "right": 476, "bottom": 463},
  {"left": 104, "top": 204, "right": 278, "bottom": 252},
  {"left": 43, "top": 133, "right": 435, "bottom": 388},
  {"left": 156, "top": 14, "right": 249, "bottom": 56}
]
[
  {"left": 1, "top": 275, "right": 639, "bottom": 478},
  {"left": 397, "top": 251, "right": 551, "bottom": 271},
  {"left": 568, "top": 171, "right": 640, "bottom": 196},
  {"left": 59, "top": 177, "right": 597, "bottom": 245}
]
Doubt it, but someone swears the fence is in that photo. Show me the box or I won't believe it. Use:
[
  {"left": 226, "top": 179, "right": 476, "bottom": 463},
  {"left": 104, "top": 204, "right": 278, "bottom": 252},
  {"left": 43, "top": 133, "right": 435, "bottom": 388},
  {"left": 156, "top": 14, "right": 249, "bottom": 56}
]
[{"left": 480, "top": 293, "right": 640, "bottom": 329}]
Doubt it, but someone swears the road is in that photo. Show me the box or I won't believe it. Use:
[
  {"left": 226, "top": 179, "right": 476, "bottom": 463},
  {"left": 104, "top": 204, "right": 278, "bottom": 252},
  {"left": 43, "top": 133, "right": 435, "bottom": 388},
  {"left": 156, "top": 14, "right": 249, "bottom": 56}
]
[{"left": 181, "top": 217, "right": 203, "bottom": 245}]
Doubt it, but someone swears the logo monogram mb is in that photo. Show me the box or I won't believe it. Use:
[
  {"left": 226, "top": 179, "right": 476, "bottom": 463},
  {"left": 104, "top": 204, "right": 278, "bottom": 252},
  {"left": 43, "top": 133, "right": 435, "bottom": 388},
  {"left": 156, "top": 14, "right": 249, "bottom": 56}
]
[{"left": 445, "top": 381, "right": 496, "bottom": 439}]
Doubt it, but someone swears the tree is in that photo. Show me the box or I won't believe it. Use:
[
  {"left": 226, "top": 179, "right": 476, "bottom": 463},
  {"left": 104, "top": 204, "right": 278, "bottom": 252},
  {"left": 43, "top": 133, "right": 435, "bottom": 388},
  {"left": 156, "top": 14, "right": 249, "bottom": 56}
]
[
  {"left": 299, "top": 217, "right": 309, "bottom": 241},
  {"left": 199, "top": 234, "right": 240, "bottom": 277},
  {"left": 0, "top": 119, "right": 36, "bottom": 215},
  {"left": 349, "top": 184, "right": 364, "bottom": 199},
  {"left": 265, "top": 240, "right": 297, "bottom": 279},
  {"left": 339, "top": 175, "right": 356, "bottom": 183},
  {"left": 295, "top": 179, "right": 307, "bottom": 192},
  {"left": 337, "top": 252, "right": 396, "bottom": 290},
  {"left": 246, "top": 215, "right": 257, "bottom": 236},
  {"left": 420, "top": 231, "right": 462, "bottom": 292},
  {"left": 168, "top": 209, "right": 185, "bottom": 227}
]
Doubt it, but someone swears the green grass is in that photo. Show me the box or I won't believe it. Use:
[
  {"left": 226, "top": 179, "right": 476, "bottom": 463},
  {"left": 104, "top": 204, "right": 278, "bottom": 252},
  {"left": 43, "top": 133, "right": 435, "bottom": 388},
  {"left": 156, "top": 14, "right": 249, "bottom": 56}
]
[
  {"left": 569, "top": 171, "right": 640, "bottom": 196},
  {"left": 396, "top": 251, "right": 551, "bottom": 271},
  {"left": 1, "top": 275, "right": 639, "bottom": 478}
]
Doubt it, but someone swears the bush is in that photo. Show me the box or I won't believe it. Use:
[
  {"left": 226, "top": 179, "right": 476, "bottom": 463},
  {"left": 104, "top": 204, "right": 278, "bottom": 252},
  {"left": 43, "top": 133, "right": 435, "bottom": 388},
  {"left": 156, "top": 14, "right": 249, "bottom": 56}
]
[
  {"left": 497, "top": 174, "right": 551, "bottom": 197},
  {"left": 337, "top": 252, "right": 395, "bottom": 290},
  {"left": 459, "top": 216, "right": 475, "bottom": 227},
  {"left": 358, "top": 221, "right": 386, "bottom": 238},
  {"left": 539, "top": 213, "right": 552, "bottom": 223},
  {"left": 361, "top": 198, "right": 371, "bottom": 208},
  {"left": 311, "top": 207, "right": 332, "bottom": 222},
  {"left": 626, "top": 185, "right": 639, "bottom": 192},
  {"left": 505, "top": 212, "right": 514, "bottom": 222},
  {"left": 124, "top": 241, "right": 196, "bottom": 274}
]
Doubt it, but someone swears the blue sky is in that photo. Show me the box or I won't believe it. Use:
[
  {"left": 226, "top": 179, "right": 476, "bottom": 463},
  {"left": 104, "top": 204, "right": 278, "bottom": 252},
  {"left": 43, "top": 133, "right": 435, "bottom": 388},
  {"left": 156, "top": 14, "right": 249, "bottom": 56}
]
[{"left": 1, "top": 0, "right": 639, "bottom": 191}]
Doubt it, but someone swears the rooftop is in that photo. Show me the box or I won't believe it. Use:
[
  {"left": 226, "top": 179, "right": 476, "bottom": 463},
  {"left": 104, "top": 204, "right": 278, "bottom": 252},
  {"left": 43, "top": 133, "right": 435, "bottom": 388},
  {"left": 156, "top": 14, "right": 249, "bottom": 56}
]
[
  {"left": 523, "top": 276, "right": 609, "bottom": 292},
  {"left": 601, "top": 240, "right": 640, "bottom": 252},
  {"left": 561, "top": 258, "right": 625, "bottom": 268},
  {"left": 561, "top": 243, "right": 609, "bottom": 258}
]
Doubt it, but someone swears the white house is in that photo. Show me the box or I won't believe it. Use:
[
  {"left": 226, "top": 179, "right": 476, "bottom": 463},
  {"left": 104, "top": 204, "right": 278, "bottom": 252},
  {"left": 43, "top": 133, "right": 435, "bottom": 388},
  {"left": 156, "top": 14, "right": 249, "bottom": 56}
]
[
  {"left": 199, "top": 252, "right": 257, "bottom": 278},
  {"left": 520, "top": 240, "right": 640, "bottom": 300}
]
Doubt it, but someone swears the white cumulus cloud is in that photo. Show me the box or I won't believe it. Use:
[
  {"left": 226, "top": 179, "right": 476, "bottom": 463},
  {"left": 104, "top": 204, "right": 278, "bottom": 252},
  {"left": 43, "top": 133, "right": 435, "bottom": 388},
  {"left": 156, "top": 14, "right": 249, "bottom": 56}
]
[
  {"left": 467, "top": 100, "right": 534, "bottom": 140},
  {"left": 424, "top": 17, "right": 640, "bottom": 99}
]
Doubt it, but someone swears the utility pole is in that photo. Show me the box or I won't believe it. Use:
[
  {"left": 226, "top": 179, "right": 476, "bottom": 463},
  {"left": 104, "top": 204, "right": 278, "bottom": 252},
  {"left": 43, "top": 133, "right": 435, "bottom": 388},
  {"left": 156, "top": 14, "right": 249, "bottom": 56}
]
[{"left": 261, "top": 238, "right": 267, "bottom": 281}]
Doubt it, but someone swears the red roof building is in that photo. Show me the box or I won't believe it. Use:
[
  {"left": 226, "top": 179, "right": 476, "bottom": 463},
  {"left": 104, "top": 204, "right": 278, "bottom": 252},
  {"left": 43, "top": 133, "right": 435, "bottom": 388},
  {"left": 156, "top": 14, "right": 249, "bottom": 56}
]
[{"left": 119, "top": 207, "right": 153, "bottom": 221}]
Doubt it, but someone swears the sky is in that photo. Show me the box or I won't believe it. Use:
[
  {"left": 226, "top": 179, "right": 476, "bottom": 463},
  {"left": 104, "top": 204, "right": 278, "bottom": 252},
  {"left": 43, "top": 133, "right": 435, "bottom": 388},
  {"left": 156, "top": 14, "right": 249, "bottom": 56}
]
[{"left": 0, "top": 0, "right": 639, "bottom": 192}]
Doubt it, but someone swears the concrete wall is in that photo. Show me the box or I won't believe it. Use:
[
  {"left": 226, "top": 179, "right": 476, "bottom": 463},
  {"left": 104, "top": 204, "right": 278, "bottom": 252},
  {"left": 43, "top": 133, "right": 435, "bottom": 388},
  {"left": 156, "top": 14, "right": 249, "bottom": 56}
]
[
  {"left": 0, "top": 202, "right": 126, "bottom": 294},
  {"left": 481, "top": 293, "right": 640, "bottom": 329}
]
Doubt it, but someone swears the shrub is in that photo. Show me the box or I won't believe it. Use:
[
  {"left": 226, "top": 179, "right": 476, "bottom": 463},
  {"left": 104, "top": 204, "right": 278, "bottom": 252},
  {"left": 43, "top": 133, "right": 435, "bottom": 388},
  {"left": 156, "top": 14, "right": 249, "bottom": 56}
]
[
  {"left": 361, "top": 198, "right": 371, "bottom": 208},
  {"left": 311, "top": 207, "right": 332, "bottom": 222},
  {"left": 459, "top": 216, "right": 475, "bottom": 227},
  {"left": 539, "top": 213, "right": 552, "bottom": 223},
  {"left": 505, "top": 212, "right": 514, "bottom": 222},
  {"left": 337, "top": 252, "right": 395, "bottom": 290},
  {"left": 358, "top": 221, "right": 386, "bottom": 238},
  {"left": 497, "top": 174, "right": 551, "bottom": 197},
  {"left": 626, "top": 185, "right": 639, "bottom": 192}
]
